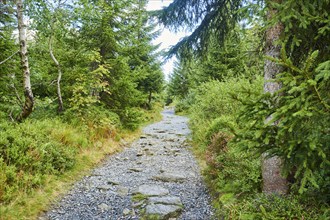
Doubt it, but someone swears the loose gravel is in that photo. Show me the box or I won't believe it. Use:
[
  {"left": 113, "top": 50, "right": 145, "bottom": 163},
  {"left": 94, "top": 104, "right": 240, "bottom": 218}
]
[{"left": 40, "top": 108, "right": 214, "bottom": 220}]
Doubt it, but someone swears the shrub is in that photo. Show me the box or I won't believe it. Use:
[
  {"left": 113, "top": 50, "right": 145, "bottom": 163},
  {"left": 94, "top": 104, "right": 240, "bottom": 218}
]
[
  {"left": 119, "top": 107, "right": 144, "bottom": 130},
  {"left": 188, "top": 77, "right": 263, "bottom": 200},
  {"left": 63, "top": 105, "right": 121, "bottom": 139},
  {"left": 204, "top": 131, "right": 261, "bottom": 197},
  {"left": 0, "top": 119, "right": 83, "bottom": 203},
  {"left": 175, "top": 92, "right": 196, "bottom": 114},
  {"left": 189, "top": 77, "right": 263, "bottom": 149}
]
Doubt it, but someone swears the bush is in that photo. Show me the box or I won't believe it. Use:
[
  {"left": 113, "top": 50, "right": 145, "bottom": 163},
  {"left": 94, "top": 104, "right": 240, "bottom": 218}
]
[
  {"left": 205, "top": 132, "right": 261, "bottom": 197},
  {"left": 189, "top": 77, "right": 263, "bottom": 149},
  {"left": 119, "top": 107, "right": 144, "bottom": 130},
  {"left": 175, "top": 92, "right": 196, "bottom": 114},
  {"left": 0, "top": 119, "right": 85, "bottom": 203},
  {"left": 63, "top": 105, "right": 121, "bottom": 139},
  {"left": 187, "top": 77, "right": 263, "bottom": 199}
]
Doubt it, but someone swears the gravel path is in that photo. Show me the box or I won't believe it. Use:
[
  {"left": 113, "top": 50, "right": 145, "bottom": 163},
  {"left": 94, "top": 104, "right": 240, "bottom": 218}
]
[{"left": 41, "top": 108, "right": 214, "bottom": 220}]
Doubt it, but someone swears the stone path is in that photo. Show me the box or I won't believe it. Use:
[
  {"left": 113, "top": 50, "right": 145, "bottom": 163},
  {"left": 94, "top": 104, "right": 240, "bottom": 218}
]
[{"left": 40, "top": 108, "right": 214, "bottom": 220}]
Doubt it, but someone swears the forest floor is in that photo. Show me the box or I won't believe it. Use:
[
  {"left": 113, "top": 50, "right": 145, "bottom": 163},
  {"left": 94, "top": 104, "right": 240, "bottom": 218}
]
[{"left": 39, "top": 108, "right": 214, "bottom": 220}]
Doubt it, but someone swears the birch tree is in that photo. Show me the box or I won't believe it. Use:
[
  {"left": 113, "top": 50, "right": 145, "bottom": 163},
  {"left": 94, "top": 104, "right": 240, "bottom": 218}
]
[{"left": 16, "top": 0, "right": 34, "bottom": 121}]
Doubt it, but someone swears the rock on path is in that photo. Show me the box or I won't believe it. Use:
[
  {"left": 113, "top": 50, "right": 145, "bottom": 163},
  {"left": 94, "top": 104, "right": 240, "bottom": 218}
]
[{"left": 41, "top": 108, "right": 214, "bottom": 220}]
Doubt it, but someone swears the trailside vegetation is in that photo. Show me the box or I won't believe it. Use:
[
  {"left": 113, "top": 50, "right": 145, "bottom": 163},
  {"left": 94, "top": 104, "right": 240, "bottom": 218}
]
[
  {"left": 0, "top": 0, "right": 164, "bottom": 218},
  {"left": 162, "top": 0, "right": 329, "bottom": 218}
]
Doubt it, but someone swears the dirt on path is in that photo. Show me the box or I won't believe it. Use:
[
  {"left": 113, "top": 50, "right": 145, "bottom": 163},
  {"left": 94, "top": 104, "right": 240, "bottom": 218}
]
[{"left": 40, "top": 108, "right": 214, "bottom": 220}]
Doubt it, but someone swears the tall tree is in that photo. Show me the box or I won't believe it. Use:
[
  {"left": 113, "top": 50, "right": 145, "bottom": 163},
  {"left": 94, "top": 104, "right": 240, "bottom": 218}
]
[
  {"left": 16, "top": 0, "right": 34, "bottom": 121},
  {"left": 124, "top": 0, "right": 164, "bottom": 109},
  {"left": 262, "top": 0, "right": 288, "bottom": 195}
]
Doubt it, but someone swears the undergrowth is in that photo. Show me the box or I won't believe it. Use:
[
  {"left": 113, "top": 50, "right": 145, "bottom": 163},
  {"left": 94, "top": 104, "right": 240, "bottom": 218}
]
[
  {"left": 0, "top": 102, "right": 163, "bottom": 220},
  {"left": 187, "top": 77, "right": 329, "bottom": 219}
]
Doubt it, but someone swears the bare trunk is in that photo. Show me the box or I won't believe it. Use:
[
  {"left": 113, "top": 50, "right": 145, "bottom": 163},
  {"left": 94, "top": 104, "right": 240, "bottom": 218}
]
[
  {"left": 262, "top": 0, "right": 288, "bottom": 195},
  {"left": 16, "top": 0, "right": 34, "bottom": 122},
  {"left": 49, "top": 35, "right": 64, "bottom": 112}
]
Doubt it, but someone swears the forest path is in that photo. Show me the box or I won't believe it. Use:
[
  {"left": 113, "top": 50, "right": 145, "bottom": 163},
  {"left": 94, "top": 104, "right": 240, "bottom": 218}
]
[{"left": 40, "top": 108, "right": 214, "bottom": 220}]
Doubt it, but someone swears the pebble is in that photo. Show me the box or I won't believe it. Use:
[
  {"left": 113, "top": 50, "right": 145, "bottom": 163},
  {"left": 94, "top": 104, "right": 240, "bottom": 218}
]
[{"left": 123, "top": 208, "right": 130, "bottom": 215}]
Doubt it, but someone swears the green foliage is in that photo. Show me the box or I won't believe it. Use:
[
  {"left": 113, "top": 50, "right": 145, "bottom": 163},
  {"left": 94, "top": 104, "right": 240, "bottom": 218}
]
[
  {"left": 24, "top": 0, "right": 163, "bottom": 126},
  {"left": 216, "top": 194, "right": 329, "bottom": 219},
  {"left": 272, "top": 0, "right": 330, "bottom": 66},
  {"left": 166, "top": 25, "right": 263, "bottom": 106},
  {"left": 0, "top": 119, "right": 83, "bottom": 203},
  {"left": 167, "top": 60, "right": 191, "bottom": 100},
  {"left": 193, "top": 27, "right": 263, "bottom": 83},
  {"left": 187, "top": 77, "right": 263, "bottom": 200},
  {"left": 119, "top": 107, "right": 144, "bottom": 130},
  {"left": 189, "top": 77, "right": 263, "bottom": 147},
  {"left": 235, "top": 51, "right": 330, "bottom": 197},
  {"left": 204, "top": 132, "right": 261, "bottom": 197},
  {"left": 174, "top": 92, "right": 196, "bottom": 114},
  {"left": 157, "top": 0, "right": 242, "bottom": 55},
  {"left": 163, "top": 0, "right": 330, "bottom": 218},
  {"left": 68, "top": 54, "right": 110, "bottom": 112}
]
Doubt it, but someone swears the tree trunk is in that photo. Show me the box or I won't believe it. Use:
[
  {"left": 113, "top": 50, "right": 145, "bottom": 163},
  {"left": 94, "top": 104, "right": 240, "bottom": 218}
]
[
  {"left": 16, "top": 0, "right": 34, "bottom": 122},
  {"left": 49, "top": 35, "right": 64, "bottom": 112},
  {"left": 148, "top": 91, "right": 152, "bottom": 109},
  {"left": 262, "top": 0, "right": 288, "bottom": 195}
]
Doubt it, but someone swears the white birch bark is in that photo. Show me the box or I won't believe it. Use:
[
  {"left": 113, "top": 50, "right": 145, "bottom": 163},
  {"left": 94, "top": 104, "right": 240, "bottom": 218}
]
[{"left": 16, "top": 0, "right": 34, "bottom": 121}]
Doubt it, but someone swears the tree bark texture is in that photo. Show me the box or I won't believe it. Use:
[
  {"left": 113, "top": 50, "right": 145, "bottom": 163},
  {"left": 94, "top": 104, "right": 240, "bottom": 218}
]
[
  {"left": 16, "top": 0, "right": 34, "bottom": 122},
  {"left": 262, "top": 0, "right": 288, "bottom": 195},
  {"left": 49, "top": 35, "right": 64, "bottom": 112}
]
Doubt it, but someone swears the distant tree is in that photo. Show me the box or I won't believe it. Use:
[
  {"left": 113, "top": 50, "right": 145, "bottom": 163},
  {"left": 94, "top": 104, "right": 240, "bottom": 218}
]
[
  {"left": 167, "top": 60, "right": 190, "bottom": 100},
  {"left": 124, "top": 0, "right": 164, "bottom": 109}
]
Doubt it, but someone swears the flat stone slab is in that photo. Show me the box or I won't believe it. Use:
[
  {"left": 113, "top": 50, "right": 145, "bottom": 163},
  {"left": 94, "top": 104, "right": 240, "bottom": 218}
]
[
  {"left": 97, "top": 185, "right": 112, "bottom": 191},
  {"left": 145, "top": 204, "right": 182, "bottom": 219},
  {"left": 128, "top": 167, "right": 143, "bottom": 172},
  {"left": 98, "top": 203, "right": 111, "bottom": 211},
  {"left": 149, "top": 196, "right": 182, "bottom": 206},
  {"left": 107, "top": 179, "right": 120, "bottom": 185},
  {"left": 132, "top": 184, "right": 169, "bottom": 196},
  {"left": 152, "top": 173, "right": 186, "bottom": 183},
  {"left": 116, "top": 186, "right": 129, "bottom": 197}
]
